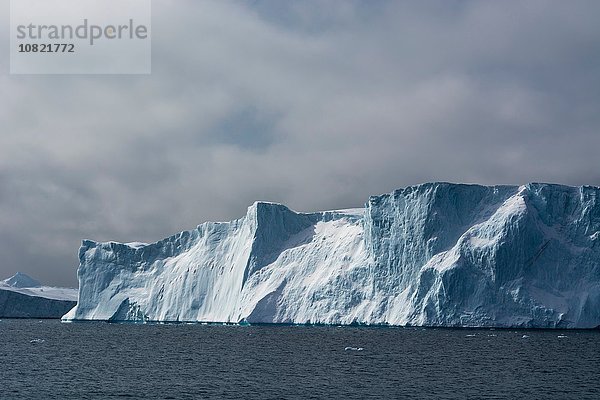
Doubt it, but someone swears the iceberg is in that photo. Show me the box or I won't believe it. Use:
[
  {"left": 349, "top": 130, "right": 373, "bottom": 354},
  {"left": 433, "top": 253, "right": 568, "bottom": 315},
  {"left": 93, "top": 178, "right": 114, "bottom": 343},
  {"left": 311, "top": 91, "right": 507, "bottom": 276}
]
[
  {"left": 4, "top": 272, "right": 41, "bottom": 288},
  {"left": 0, "top": 273, "right": 78, "bottom": 318},
  {"left": 63, "top": 183, "right": 600, "bottom": 328}
]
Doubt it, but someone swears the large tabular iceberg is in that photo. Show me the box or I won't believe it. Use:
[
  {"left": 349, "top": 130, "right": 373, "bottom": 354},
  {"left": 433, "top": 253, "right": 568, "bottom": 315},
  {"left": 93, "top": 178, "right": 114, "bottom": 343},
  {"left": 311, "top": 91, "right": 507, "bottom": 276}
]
[{"left": 63, "top": 183, "right": 600, "bottom": 328}]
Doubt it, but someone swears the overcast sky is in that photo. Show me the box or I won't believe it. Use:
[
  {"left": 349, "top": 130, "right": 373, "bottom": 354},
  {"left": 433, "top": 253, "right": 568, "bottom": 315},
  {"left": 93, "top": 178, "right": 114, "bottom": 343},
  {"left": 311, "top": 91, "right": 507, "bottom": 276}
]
[{"left": 1, "top": 0, "right": 599, "bottom": 286}]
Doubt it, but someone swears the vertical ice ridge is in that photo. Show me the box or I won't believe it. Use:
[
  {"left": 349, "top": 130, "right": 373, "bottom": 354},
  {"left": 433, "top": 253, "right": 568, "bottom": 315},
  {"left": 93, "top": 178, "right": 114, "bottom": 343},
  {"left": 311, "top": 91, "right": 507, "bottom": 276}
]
[{"left": 242, "top": 201, "right": 320, "bottom": 285}]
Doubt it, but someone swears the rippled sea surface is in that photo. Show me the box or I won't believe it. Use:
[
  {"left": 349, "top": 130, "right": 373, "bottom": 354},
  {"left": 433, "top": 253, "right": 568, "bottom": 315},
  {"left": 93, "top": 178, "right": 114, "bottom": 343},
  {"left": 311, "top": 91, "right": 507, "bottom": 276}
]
[{"left": 0, "top": 320, "right": 599, "bottom": 399}]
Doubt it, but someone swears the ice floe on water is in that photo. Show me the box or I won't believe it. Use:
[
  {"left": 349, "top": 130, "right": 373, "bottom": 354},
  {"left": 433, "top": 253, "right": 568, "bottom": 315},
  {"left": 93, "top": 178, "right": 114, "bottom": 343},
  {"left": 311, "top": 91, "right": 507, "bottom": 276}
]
[
  {"left": 30, "top": 339, "right": 45, "bottom": 344},
  {"left": 344, "top": 347, "right": 364, "bottom": 351}
]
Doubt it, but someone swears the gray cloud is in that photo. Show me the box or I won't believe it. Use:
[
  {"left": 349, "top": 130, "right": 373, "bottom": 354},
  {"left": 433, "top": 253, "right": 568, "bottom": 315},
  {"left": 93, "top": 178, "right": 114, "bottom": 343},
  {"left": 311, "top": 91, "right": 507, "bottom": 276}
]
[{"left": 1, "top": 0, "right": 599, "bottom": 286}]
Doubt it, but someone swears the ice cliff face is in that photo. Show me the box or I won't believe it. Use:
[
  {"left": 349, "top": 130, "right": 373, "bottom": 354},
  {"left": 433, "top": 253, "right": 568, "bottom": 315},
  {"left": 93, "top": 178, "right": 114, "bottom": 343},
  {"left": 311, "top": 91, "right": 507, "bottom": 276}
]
[
  {"left": 0, "top": 273, "right": 77, "bottom": 318},
  {"left": 63, "top": 183, "right": 600, "bottom": 328}
]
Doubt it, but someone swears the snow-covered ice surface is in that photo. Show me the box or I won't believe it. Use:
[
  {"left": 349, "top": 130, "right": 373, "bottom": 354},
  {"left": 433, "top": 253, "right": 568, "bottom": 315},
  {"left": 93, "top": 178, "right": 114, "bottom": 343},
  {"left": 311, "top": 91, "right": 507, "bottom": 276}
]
[
  {"left": 1, "top": 273, "right": 78, "bottom": 318},
  {"left": 4, "top": 272, "right": 41, "bottom": 288},
  {"left": 1, "top": 273, "right": 78, "bottom": 301},
  {"left": 64, "top": 183, "right": 600, "bottom": 328}
]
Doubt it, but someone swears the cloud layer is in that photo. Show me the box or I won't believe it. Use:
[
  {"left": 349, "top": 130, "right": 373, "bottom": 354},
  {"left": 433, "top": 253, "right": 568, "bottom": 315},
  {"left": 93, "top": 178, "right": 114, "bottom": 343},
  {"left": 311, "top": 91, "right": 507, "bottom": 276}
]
[{"left": 1, "top": 0, "right": 600, "bottom": 286}]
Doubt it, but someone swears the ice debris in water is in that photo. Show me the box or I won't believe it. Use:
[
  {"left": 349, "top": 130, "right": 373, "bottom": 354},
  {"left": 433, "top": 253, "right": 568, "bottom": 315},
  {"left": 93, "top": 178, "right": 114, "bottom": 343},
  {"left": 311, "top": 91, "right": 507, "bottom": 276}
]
[
  {"left": 30, "top": 339, "right": 45, "bottom": 344},
  {"left": 522, "top": 335, "right": 529, "bottom": 338},
  {"left": 344, "top": 347, "right": 364, "bottom": 351},
  {"left": 557, "top": 335, "right": 568, "bottom": 338}
]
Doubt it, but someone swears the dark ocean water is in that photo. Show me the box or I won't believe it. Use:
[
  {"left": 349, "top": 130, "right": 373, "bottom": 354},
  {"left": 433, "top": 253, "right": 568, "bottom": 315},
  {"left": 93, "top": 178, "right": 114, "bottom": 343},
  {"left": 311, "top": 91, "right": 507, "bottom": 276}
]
[{"left": 0, "top": 320, "right": 598, "bottom": 399}]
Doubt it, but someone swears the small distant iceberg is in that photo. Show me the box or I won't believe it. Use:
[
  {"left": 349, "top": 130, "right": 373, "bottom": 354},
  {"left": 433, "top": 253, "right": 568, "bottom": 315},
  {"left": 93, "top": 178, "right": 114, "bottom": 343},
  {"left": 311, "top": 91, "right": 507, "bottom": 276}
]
[
  {"left": 0, "top": 273, "right": 78, "bottom": 319},
  {"left": 5, "top": 272, "right": 41, "bottom": 288},
  {"left": 344, "top": 347, "right": 364, "bottom": 351}
]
